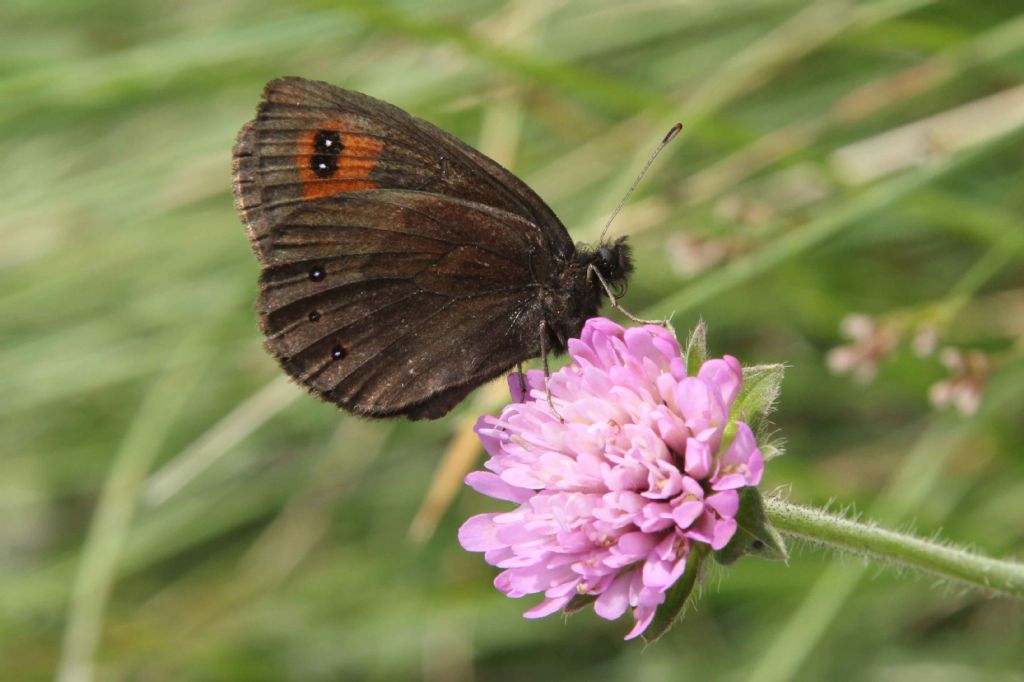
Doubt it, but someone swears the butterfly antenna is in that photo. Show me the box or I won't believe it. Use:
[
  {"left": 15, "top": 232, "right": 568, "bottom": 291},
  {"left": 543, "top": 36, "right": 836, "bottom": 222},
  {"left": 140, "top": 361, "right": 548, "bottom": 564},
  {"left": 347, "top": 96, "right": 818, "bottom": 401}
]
[{"left": 598, "top": 122, "right": 683, "bottom": 243}]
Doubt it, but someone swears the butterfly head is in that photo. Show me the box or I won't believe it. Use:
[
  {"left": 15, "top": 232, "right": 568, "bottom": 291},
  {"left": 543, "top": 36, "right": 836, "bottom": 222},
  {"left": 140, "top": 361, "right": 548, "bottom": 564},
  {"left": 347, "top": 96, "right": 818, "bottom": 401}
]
[{"left": 592, "top": 237, "right": 634, "bottom": 296}]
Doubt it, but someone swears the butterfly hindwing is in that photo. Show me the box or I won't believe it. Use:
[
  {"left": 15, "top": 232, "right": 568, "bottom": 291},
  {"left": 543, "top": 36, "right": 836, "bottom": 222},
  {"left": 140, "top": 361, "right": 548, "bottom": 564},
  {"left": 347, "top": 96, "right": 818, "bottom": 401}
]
[{"left": 256, "top": 190, "right": 550, "bottom": 419}]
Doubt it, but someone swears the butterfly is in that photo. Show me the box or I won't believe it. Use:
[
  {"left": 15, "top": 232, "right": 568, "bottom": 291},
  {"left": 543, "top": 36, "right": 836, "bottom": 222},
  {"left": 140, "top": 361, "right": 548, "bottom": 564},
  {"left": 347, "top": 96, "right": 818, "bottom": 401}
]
[{"left": 232, "top": 76, "right": 637, "bottom": 420}]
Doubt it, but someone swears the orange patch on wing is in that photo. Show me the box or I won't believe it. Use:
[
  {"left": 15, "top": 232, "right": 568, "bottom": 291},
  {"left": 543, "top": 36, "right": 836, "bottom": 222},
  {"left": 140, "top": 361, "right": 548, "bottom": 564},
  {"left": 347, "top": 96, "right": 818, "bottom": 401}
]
[{"left": 297, "top": 122, "right": 384, "bottom": 200}]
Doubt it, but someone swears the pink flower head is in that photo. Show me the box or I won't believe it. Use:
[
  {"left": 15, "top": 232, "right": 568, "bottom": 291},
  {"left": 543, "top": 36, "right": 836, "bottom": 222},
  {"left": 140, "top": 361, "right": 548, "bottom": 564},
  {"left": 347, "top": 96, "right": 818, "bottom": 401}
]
[{"left": 459, "top": 318, "right": 765, "bottom": 639}]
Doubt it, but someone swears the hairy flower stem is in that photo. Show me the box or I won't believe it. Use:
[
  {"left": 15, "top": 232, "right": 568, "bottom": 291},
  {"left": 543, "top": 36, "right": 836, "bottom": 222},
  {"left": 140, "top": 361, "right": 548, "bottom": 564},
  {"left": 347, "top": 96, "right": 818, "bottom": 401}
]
[{"left": 764, "top": 498, "right": 1024, "bottom": 599}]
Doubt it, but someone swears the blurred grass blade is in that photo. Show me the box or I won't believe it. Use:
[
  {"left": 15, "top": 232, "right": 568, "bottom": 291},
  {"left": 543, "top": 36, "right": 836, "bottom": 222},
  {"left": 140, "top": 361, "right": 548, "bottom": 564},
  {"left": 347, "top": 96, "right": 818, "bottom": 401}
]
[
  {"left": 143, "top": 375, "right": 300, "bottom": 506},
  {"left": 681, "top": 0, "right": 934, "bottom": 135},
  {"left": 55, "top": 339, "right": 208, "bottom": 682},
  {"left": 334, "top": 0, "right": 674, "bottom": 116},
  {"left": 832, "top": 84, "right": 1024, "bottom": 184},
  {"left": 408, "top": 379, "right": 509, "bottom": 543},
  {"left": 649, "top": 119, "right": 1024, "bottom": 319},
  {"left": 682, "top": 10, "right": 1024, "bottom": 205},
  {"left": 585, "top": 0, "right": 933, "bottom": 236}
]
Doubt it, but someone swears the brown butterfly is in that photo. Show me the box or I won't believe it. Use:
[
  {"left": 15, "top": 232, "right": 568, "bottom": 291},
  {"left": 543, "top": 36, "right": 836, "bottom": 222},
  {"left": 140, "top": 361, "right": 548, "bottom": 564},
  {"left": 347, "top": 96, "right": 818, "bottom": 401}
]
[{"left": 232, "top": 77, "right": 639, "bottom": 419}]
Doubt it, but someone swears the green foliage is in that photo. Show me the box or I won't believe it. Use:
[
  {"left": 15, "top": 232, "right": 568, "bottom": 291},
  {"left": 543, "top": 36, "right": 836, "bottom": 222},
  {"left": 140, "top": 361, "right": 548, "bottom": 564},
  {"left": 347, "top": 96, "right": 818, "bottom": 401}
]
[{"left": 3, "top": 0, "right": 1024, "bottom": 680}]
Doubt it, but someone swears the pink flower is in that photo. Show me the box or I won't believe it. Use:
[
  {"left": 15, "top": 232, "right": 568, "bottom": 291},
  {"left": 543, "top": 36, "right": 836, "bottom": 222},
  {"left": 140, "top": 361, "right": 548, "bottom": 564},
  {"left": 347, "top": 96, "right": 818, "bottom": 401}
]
[
  {"left": 458, "top": 318, "right": 765, "bottom": 639},
  {"left": 825, "top": 313, "right": 900, "bottom": 383},
  {"left": 928, "top": 347, "right": 989, "bottom": 416}
]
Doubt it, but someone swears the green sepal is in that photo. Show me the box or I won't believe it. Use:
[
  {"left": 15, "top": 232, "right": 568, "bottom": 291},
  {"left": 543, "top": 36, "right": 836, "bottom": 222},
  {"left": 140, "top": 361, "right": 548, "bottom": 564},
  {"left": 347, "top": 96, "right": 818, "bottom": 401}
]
[
  {"left": 684, "top": 320, "right": 708, "bottom": 377},
  {"left": 712, "top": 487, "right": 788, "bottom": 565},
  {"left": 731, "top": 363, "right": 785, "bottom": 437},
  {"left": 759, "top": 441, "right": 784, "bottom": 462},
  {"left": 563, "top": 592, "right": 597, "bottom": 614},
  {"left": 642, "top": 544, "right": 708, "bottom": 644}
]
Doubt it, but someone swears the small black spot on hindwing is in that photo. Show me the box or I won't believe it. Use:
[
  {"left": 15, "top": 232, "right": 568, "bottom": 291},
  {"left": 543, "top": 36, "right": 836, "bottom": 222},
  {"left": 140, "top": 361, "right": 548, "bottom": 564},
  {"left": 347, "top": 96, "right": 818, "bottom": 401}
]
[
  {"left": 331, "top": 344, "right": 347, "bottom": 360},
  {"left": 309, "top": 267, "right": 325, "bottom": 282},
  {"left": 308, "top": 310, "right": 321, "bottom": 322}
]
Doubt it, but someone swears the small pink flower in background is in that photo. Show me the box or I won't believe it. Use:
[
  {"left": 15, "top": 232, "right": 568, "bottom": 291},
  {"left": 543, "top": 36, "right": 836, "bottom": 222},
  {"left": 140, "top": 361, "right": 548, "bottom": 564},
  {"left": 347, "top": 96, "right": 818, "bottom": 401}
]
[
  {"left": 910, "top": 323, "right": 940, "bottom": 358},
  {"left": 826, "top": 313, "right": 899, "bottom": 383},
  {"left": 929, "top": 347, "right": 989, "bottom": 416},
  {"left": 458, "top": 318, "right": 765, "bottom": 639}
]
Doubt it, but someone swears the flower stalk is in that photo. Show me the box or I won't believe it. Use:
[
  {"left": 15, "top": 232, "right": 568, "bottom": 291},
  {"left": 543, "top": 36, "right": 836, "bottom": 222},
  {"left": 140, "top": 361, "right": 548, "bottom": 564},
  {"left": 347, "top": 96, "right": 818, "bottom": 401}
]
[{"left": 764, "top": 497, "right": 1024, "bottom": 599}]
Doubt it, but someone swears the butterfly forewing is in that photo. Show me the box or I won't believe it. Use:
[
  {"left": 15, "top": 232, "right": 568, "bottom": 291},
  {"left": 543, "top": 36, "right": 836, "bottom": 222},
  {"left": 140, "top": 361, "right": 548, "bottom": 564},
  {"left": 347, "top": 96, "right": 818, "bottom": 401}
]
[{"left": 234, "top": 77, "right": 574, "bottom": 263}]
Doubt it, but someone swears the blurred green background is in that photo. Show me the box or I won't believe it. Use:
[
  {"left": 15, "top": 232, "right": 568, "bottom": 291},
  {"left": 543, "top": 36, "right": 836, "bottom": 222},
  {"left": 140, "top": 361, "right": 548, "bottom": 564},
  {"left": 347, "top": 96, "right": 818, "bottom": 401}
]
[{"left": 3, "top": 0, "right": 1024, "bottom": 680}]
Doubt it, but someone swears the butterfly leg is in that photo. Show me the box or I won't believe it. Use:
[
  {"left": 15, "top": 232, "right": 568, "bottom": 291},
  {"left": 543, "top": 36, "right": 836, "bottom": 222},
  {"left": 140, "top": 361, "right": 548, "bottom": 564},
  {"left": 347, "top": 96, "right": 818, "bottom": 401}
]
[
  {"left": 588, "top": 265, "right": 668, "bottom": 327},
  {"left": 538, "top": 321, "right": 564, "bottom": 422}
]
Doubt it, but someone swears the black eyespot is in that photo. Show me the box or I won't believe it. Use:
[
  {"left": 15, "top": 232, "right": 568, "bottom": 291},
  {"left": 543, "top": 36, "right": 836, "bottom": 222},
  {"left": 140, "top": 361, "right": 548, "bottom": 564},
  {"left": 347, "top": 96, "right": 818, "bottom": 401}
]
[
  {"left": 314, "top": 130, "right": 341, "bottom": 153},
  {"left": 309, "top": 267, "right": 325, "bottom": 282},
  {"left": 752, "top": 539, "right": 766, "bottom": 551},
  {"left": 331, "top": 344, "right": 347, "bottom": 360},
  {"left": 310, "top": 130, "right": 342, "bottom": 178},
  {"left": 308, "top": 310, "right": 321, "bottom": 322}
]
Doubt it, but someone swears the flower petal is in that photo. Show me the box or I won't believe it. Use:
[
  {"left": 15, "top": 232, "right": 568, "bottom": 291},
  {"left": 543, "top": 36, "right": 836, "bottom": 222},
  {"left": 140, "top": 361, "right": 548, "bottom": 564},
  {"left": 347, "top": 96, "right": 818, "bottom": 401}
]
[
  {"left": 698, "top": 355, "right": 743, "bottom": 408},
  {"left": 684, "top": 436, "right": 711, "bottom": 479},
  {"left": 624, "top": 605, "right": 657, "bottom": 640},
  {"left": 458, "top": 513, "right": 501, "bottom": 552},
  {"left": 524, "top": 593, "right": 574, "bottom": 619},
  {"left": 672, "top": 500, "right": 704, "bottom": 528},
  {"left": 711, "top": 517, "right": 738, "bottom": 550},
  {"left": 465, "top": 471, "right": 533, "bottom": 503},
  {"left": 706, "top": 490, "right": 740, "bottom": 518},
  {"left": 594, "top": 573, "right": 632, "bottom": 620}
]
